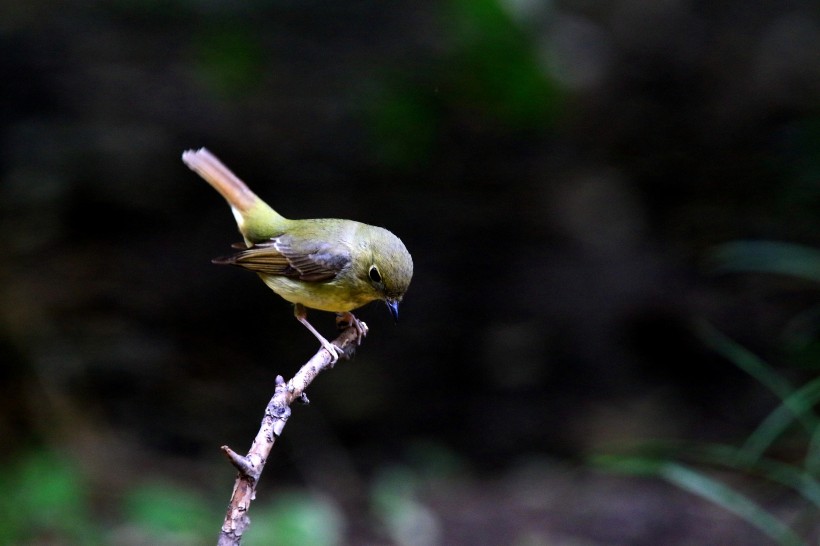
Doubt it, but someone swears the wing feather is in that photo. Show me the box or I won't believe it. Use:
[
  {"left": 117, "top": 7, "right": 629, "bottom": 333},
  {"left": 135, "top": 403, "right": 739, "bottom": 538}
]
[{"left": 213, "top": 235, "right": 351, "bottom": 282}]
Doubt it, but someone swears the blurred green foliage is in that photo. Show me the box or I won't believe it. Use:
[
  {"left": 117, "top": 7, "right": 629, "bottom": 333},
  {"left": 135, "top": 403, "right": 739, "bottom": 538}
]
[
  {"left": 709, "top": 241, "right": 820, "bottom": 285},
  {"left": 193, "top": 24, "right": 265, "bottom": 97},
  {"left": 710, "top": 240, "right": 820, "bottom": 372},
  {"left": 444, "top": 0, "right": 561, "bottom": 127},
  {"left": 369, "top": 87, "right": 440, "bottom": 170},
  {"left": 122, "top": 482, "right": 214, "bottom": 544},
  {"left": 595, "top": 455, "right": 808, "bottom": 546},
  {"left": 242, "top": 491, "right": 345, "bottom": 546},
  {"left": 595, "top": 240, "right": 820, "bottom": 545},
  {"left": 371, "top": 465, "right": 443, "bottom": 546},
  {"left": 368, "top": 0, "right": 562, "bottom": 170},
  {"left": 0, "top": 452, "right": 351, "bottom": 545},
  {"left": 0, "top": 451, "right": 98, "bottom": 545}
]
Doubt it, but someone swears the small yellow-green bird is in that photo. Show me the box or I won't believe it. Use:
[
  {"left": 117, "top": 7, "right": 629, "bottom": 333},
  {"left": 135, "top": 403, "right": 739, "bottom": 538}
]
[{"left": 182, "top": 148, "right": 413, "bottom": 362}]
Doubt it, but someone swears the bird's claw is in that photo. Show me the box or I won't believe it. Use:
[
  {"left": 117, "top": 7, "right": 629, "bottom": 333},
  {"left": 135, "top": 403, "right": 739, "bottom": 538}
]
[
  {"left": 354, "top": 320, "right": 368, "bottom": 345},
  {"left": 321, "top": 340, "right": 341, "bottom": 365},
  {"left": 336, "top": 312, "right": 368, "bottom": 345}
]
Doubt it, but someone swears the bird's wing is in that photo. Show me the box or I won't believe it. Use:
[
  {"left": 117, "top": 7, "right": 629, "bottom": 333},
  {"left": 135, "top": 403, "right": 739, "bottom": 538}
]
[{"left": 213, "top": 236, "right": 351, "bottom": 282}]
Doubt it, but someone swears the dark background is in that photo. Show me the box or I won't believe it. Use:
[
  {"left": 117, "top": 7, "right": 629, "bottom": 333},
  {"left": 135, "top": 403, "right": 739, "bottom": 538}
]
[{"left": 1, "top": 1, "right": 819, "bottom": 544}]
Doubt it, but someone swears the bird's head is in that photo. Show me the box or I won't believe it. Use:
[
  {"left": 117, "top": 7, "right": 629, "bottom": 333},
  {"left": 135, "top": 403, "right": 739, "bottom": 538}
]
[{"left": 360, "top": 226, "right": 413, "bottom": 321}]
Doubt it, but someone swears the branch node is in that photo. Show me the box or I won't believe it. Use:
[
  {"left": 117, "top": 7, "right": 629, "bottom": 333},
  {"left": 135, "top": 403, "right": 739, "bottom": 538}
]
[
  {"left": 269, "top": 403, "right": 291, "bottom": 422},
  {"left": 221, "top": 445, "right": 257, "bottom": 478},
  {"left": 342, "top": 343, "right": 357, "bottom": 361}
]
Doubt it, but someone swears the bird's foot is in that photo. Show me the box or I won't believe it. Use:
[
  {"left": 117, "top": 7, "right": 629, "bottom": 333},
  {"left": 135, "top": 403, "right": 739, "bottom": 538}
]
[
  {"left": 319, "top": 339, "right": 341, "bottom": 365},
  {"left": 336, "top": 312, "right": 368, "bottom": 345},
  {"left": 295, "top": 303, "right": 341, "bottom": 364}
]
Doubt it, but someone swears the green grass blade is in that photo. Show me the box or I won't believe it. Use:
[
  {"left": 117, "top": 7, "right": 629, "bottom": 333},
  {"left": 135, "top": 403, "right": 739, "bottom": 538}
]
[
  {"left": 806, "top": 424, "right": 820, "bottom": 476},
  {"left": 658, "top": 462, "right": 806, "bottom": 546},
  {"left": 593, "top": 455, "right": 807, "bottom": 545},
  {"left": 687, "top": 444, "right": 820, "bottom": 509},
  {"left": 740, "top": 377, "right": 820, "bottom": 466},
  {"left": 739, "top": 403, "right": 798, "bottom": 464},
  {"left": 709, "top": 240, "right": 820, "bottom": 283},
  {"left": 696, "top": 321, "right": 793, "bottom": 399},
  {"left": 696, "top": 322, "right": 818, "bottom": 438}
]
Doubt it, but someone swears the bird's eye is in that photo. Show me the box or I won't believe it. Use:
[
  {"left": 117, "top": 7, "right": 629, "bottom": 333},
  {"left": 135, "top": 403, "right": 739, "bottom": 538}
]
[{"left": 368, "top": 265, "right": 382, "bottom": 283}]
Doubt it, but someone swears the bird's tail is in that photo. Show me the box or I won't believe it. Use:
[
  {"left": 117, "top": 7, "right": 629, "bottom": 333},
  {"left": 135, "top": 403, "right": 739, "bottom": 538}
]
[
  {"left": 182, "top": 148, "right": 260, "bottom": 213},
  {"left": 182, "top": 148, "right": 285, "bottom": 244}
]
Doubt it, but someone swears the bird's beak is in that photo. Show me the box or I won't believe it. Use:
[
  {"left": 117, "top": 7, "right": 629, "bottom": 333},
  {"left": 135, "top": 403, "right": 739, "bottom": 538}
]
[{"left": 385, "top": 299, "right": 400, "bottom": 322}]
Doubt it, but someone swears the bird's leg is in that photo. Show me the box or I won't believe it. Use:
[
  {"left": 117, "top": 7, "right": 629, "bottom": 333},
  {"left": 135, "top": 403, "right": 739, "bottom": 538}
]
[
  {"left": 294, "top": 303, "right": 340, "bottom": 364},
  {"left": 336, "top": 311, "right": 368, "bottom": 345}
]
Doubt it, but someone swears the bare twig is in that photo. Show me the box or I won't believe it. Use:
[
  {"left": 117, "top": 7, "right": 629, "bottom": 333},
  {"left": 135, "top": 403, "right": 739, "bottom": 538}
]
[{"left": 216, "top": 325, "right": 363, "bottom": 546}]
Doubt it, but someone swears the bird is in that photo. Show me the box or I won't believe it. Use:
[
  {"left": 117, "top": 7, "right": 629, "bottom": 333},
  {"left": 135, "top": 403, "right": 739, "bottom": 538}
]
[{"left": 182, "top": 148, "right": 413, "bottom": 362}]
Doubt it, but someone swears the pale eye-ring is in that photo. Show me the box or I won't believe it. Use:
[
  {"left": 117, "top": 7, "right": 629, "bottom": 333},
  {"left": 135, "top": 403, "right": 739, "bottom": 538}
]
[{"left": 368, "top": 265, "right": 382, "bottom": 283}]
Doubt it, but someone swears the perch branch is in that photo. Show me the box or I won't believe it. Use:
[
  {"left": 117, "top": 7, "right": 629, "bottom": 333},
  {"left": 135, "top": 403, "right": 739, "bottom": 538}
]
[{"left": 216, "top": 325, "right": 363, "bottom": 546}]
